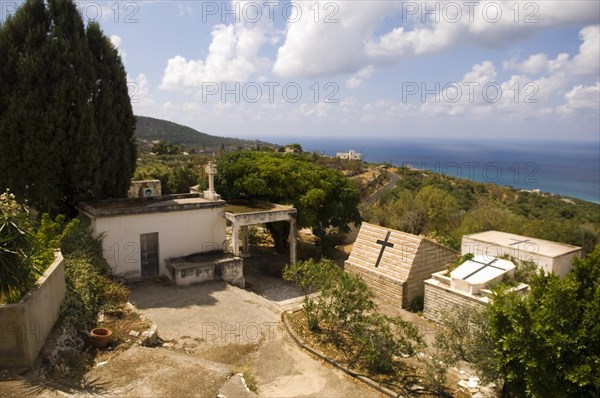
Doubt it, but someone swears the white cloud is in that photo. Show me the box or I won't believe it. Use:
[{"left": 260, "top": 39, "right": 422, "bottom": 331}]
[
  {"left": 130, "top": 73, "right": 155, "bottom": 112},
  {"left": 160, "top": 1, "right": 271, "bottom": 88},
  {"left": 558, "top": 82, "right": 600, "bottom": 114},
  {"left": 360, "top": 99, "right": 416, "bottom": 122},
  {"left": 275, "top": 1, "right": 599, "bottom": 78},
  {"left": 110, "top": 34, "right": 126, "bottom": 60},
  {"left": 504, "top": 25, "right": 599, "bottom": 77},
  {"left": 569, "top": 25, "right": 600, "bottom": 75},
  {"left": 346, "top": 65, "right": 375, "bottom": 89},
  {"left": 177, "top": 3, "right": 193, "bottom": 17},
  {"left": 422, "top": 24, "right": 600, "bottom": 119},
  {"left": 273, "top": 2, "right": 393, "bottom": 78},
  {"left": 503, "top": 53, "right": 549, "bottom": 74}
]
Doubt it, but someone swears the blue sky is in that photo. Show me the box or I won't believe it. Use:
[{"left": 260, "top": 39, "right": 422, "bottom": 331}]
[{"left": 14, "top": 1, "right": 600, "bottom": 142}]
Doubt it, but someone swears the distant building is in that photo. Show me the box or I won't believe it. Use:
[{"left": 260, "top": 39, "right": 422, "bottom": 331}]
[
  {"left": 283, "top": 144, "right": 302, "bottom": 153},
  {"left": 336, "top": 149, "right": 363, "bottom": 160}
]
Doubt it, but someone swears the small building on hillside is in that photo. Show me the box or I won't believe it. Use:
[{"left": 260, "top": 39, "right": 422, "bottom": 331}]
[
  {"left": 80, "top": 162, "right": 298, "bottom": 288},
  {"left": 462, "top": 231, "right": 582, "bottom": 277},
  {"left": 336, "top": 150, "right": 363, "bottom": 161},
  {"left": 345, "top": 223, "right": 457, "bottom": 309},
  {"left": 79, "top": 193, "right": 227, "bottom": 281}
]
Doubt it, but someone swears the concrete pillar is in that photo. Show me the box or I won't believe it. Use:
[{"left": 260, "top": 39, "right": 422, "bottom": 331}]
[
  {"left": 241, "top": 225, "right": 249, "bottom": 256},
  {"left": 289, "top": 216, "right": 297, "bottom": 265},
  {"left": 232, "top": 224, "right": 240, "bottom": 257}
]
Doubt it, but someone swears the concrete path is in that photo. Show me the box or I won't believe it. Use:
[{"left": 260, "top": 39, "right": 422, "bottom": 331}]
[
  {"left": 0, "top": 370, "right": 67, "bottom": 398},
  {"left": 118, "top": 280, "right": 381, "bottom": 397}
]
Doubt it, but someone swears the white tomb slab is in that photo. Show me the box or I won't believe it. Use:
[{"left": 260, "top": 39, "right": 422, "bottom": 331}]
[{"left": 450, "top": 256, "right": 515, "bottom": 295}]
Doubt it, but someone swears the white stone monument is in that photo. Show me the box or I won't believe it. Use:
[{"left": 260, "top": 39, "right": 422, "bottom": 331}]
[{"left": 204, "top": 161, "right": 222, "bottom": 201}]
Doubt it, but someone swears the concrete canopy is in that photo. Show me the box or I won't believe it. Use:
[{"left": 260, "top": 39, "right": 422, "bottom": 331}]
[{"left": 225, "top": 201, "right": 297, "bottom": 265}]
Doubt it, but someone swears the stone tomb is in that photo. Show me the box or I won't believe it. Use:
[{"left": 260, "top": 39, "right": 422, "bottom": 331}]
[
  {"left": 462, "top": 230, "right": 582, "bottom": 278},
  {"left": 345, "top": 223, "right": 457, "bottom": 309},
  {"left": 423, "top": 256, "right": 527, "bottom": 324},
  {"left": 450, "top": 256, "right": 515, "bottom": 295},
  {"left": 166, "top": 252, "right": 244, "bottom": 288}
]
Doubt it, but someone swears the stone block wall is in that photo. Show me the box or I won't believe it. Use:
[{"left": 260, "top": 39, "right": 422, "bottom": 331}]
[
  {"left": 423, "top": 275, "right": 487, "bottom": 324},
  {"left": 345, "top": 262, "right": 405, "bottom": 309},
  {"left": 0, "top": 252, "right": 65, "bottom": 369}
]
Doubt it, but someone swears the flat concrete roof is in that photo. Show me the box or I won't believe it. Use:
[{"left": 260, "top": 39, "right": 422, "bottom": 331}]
[
  {"left": 464, "top": 230, "right": 582, "bottom": 258},
  {"left": 79, "top": 193, "right": 226, "bottom": 217},
  {"left": 225, "top": 200, "right": 294, "bottom": 214}
]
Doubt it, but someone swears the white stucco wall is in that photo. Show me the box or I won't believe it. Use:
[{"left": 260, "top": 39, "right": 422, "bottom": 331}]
[
  {"left": 92, "top": 208, "right": 226, "bottom": 278},
  {"left": 461, "top": 237, "right": 581, "bottom": 278}
]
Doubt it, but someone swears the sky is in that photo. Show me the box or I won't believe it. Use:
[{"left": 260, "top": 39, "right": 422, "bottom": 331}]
[{"left": 5, "top": 0, "right": 599, "bottom": 142}]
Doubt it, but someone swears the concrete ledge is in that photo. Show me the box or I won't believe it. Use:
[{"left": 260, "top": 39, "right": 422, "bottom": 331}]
[
  {"left": 0, "top": 252, "right": 66, "bottom": 370},
  {"left": 166, "top": 253, "right": 245, "bottom": 288},
  {"left": 281, "top": 311, "right": 397, "bottom": 398}
]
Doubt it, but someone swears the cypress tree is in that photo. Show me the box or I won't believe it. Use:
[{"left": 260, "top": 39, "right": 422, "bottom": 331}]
[{"left": 0, "top": 0, "right": 136, "bottom": 215}]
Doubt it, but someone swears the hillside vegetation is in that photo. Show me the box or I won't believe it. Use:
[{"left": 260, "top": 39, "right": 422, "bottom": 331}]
[
  {"left": 363, "top": 166, "right": 600, "bottom": 253},
  {"left": 132, "top": 117, "right": 599, "bottom": 254},
  {"left": 135, "top": 116, "right": 274, "bottom": 152}
]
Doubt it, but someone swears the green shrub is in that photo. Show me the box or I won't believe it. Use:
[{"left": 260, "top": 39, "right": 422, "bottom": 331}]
[
  {"left": 60, "top": 216, "right": 110, "bottom": 274},
  {"left": 351, "top": 313, "right": 423, "bottom": 374},
  {"left": 59, "top": 217, "right": 128, "bottom": 332},
  {"left": 0, "top": 191, "right": 77, "bottom": 303},
  {"left": 284, "top": 259, "right": 424, "bottom": 374},
  {"left": 0, "top": 191, "right": 35, "bottom": 302}
]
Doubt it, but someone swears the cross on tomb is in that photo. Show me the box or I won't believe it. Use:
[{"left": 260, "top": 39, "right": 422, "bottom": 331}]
[
  {"left": 509, "top": 238, "right": 532, "bottom": 246},
  {"left": 374, "top": 231, "right": 394, "bottom": 268},
  {"left": 462, "top": 258, "right": 507, "bottom": 281}
]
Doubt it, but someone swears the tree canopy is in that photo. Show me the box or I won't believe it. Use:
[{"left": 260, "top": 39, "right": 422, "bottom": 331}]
[
  {"left": 436, "top": 246, "right": 600, "bottom": 397},
  {"left": 0, "top": 0, "right": 136, "bottom": 215},
  {"left": 364, "top": 167, "right": 600, "bottom": 252},
  {"left": 487, "top": 246, "right": 600, "bottom": 397},
  {"left": 215, "top": 151, "right": 361, "bottom": 252}
]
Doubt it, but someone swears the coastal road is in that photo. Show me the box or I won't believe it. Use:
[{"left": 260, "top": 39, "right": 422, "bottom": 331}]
[{"left": 364, "top": 170, "right": 400, "bottom": 206}]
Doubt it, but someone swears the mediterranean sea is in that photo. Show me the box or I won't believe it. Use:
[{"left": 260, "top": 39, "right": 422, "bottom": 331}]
[{"left": 267, "top": 137, "right": 600, "bottom": 204}]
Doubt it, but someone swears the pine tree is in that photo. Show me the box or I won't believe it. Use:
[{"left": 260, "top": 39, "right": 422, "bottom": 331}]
[{"left": 0, "top": 0, "right": 136, "bottom": 215}]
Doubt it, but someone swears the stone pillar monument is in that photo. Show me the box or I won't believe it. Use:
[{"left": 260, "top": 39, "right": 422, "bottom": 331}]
[{"left": 203, "top": 161, "right": 221, "bottom": 201}]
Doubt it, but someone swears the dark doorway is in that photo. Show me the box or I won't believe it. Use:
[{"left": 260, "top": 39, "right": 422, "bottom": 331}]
[{"left": 140, "top": 232, "right": 159, "bottom": 278}]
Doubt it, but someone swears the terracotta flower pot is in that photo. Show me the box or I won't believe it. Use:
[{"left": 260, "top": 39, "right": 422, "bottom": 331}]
[{"left": 90, "top": 327, "right": 112, "bottom": 349}]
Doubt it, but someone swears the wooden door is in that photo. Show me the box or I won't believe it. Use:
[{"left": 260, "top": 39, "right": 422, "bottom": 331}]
[{"left": 140, "top": 233, "right": 159, "bottom": 278}]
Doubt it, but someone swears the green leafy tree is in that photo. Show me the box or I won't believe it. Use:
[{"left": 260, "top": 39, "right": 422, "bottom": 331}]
[
  {"left": 152, "top": 140, "right": 184, "bottom": 155},
  {"left": 488, "top": 246, "right": 600, "bottom": 397},
  {"left": 216, "top": 151, "right": 361, "bottom": 253},
  {"left": 438, "top": 248, "right": 600, "bottom": 397},
  {"left": 0, "top": 0, "right": 136, "bottom": 215}
]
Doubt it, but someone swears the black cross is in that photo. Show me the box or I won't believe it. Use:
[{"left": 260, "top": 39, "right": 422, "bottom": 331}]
[
  {"left": 375, "top": 231, "right": 394, "bottom": 268},
  {"left": 462, "top": 258, "right": 507, "bottom": 281},
  {"left": 509, "top": 238, "right": 531, "bottom": 246}
]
